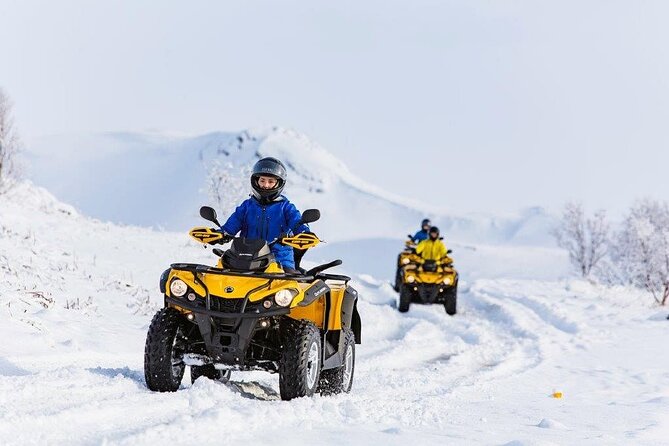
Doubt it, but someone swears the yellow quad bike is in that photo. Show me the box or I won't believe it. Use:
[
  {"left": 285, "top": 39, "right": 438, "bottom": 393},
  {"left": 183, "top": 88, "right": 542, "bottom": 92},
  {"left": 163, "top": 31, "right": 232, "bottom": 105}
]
[
  {"left": 144, "top": 206, "right": 362, "bottom": 401},
  {"left": 397, "top": 249, "right": 459, "bottom": 315}
]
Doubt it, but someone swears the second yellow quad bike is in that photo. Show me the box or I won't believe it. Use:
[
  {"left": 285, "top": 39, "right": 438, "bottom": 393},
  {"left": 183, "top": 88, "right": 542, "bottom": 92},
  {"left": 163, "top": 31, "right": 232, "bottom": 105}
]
[
  {"left": 396, "top": 241, "right": 459, "bottom": 315},
  {"left": 144, "top": 206, "right": 362, "bottom": 400}
]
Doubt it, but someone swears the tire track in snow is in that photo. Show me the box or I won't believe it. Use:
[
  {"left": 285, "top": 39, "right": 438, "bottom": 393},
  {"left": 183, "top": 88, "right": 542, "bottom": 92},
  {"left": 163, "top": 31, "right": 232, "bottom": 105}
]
[{"left": 0, "top": 278, "right": 586, "bottom": 445}]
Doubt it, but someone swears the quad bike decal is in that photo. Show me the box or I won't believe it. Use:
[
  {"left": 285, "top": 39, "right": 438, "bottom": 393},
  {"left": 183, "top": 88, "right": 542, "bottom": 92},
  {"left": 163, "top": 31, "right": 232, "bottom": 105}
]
[
  {"left": 280, "top": 232, "right": 321, "bottom": 250},
  {"left": 189, "top": 226, "right": 225, "bottom": 244}
]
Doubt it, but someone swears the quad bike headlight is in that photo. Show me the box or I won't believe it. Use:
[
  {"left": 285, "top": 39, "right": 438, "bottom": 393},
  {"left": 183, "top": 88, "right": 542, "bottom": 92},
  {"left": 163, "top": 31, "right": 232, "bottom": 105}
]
[
  {"left": 406, "top": 275, "right": 416, "bottom": 283},
  {"left": 443, "top": 277, "right": 452, "bottom": 285},
  {"left": 170, "top": 279, "right": 188, "bottom": 297},
  {"left": 401, "top": 258, "right": 410, "bottom": 265},
  {"left": 274, "top": 289, "right": 298, "bottom": 307}
]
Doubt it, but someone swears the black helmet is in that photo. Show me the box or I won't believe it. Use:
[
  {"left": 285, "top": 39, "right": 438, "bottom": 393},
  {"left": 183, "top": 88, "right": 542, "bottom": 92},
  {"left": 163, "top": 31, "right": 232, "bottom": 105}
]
[
  {"left": 429, "top": 226, "right": 440, "bottom": 238},
  {"left": 251, "top": 157, "right": 287, "bottom": 203},
  {"left": 421, "top": 218, "right": 431, "bottom": 227}
]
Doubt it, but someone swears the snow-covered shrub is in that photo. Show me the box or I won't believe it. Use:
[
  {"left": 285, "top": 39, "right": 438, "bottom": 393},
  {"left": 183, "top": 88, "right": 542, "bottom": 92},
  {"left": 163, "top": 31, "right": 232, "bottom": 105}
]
[
  {"left": 127, "top": 291, "right": 159, "bottom": 316},
  {"left": 64, "top": 296, "right": 97, "bottom": 313},
  {"left": 611, "top": 199, "right": 669, "bottom": 305},
  {"left": 0, "top": 88, "right": 21, "bottom": 191},
  {"left": 553, "top": 202, "right": 609, "bottom": 279}
]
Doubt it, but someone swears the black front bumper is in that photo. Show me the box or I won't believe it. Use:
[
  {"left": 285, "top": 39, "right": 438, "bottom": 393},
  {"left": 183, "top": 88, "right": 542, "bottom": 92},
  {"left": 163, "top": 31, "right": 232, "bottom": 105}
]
[
  {"left": 409, "top": 283, "right": 455, "bottom": 304},
  {"left": 166, "top": 296, "right": 289, "bottom": 368}
]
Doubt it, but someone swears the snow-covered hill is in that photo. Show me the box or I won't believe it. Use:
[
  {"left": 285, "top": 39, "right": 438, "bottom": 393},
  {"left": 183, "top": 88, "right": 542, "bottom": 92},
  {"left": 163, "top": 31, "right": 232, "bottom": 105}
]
[
  {"left": 27, "top": 128, "right": 557, "bottom": 245},
  {"left": 1, "top": 182, "right": 668, "bottom": 445}
]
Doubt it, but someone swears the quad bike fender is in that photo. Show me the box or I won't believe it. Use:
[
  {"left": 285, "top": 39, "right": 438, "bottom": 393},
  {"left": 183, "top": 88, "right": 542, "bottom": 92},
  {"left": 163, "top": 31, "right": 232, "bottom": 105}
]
[
  {"left": 166, "top": 269, "right": 207, "bottom": 297},
  {"left": 322, "top": 286, "right": 361, "bottom": 370},
  {"left": 159, "top": 268, "right": 171, "bottom": 294},
  {"left": 342, "top": 287, "right": 361, "bottom": 344}
]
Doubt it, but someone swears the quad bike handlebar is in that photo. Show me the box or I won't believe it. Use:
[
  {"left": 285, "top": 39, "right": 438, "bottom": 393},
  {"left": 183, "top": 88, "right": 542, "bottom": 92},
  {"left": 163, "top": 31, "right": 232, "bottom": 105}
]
[
  {"left": 188, "top": 205, "right": 345, "bottom": 277},
  {"left": 189, "top": 227, "right": 321, "bottom": 250},
  {"left": 402, "top": 253, "right": 454, "bottom": 268},
  {"left": 191, "top": 205, "right": 323, "bottom": 250}
]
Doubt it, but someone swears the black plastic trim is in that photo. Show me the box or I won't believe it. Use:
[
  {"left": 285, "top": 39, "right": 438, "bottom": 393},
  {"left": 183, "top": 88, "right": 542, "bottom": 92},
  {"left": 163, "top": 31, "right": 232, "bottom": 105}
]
[
  {"left": 299, "top": 280, "right": 330, "bottom": 307},
  {"left": 165, "top": 296, "right": 289, "bottom": 319},
  {"left": 159, "top": 268, "right": 170, "bottom": 294},
  {"left": 170, "top": 263, "right": 316, "bottom": 282}
]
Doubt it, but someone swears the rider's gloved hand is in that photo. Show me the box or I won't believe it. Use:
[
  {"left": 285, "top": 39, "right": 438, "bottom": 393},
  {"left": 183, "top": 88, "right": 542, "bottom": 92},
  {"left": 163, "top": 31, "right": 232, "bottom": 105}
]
[{"left": 212, "top": 229, "right": 233, "bottom": 244}]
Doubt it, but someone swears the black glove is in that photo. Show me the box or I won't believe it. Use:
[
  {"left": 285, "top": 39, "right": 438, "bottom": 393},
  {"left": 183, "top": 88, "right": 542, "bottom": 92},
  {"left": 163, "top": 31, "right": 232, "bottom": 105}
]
[{"left": 214, "top": 230, "right": 233, "bottom": 244}]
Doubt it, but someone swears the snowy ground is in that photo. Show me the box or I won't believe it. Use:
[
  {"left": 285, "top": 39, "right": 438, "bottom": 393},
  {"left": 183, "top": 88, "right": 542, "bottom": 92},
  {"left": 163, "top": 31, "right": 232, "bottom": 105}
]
[{"left": 1, "top": 183, "right": 668, "bottom": 445}]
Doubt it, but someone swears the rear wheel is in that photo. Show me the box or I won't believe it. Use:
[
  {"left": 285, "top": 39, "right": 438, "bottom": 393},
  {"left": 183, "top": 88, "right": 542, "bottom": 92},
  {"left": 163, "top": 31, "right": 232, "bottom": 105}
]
[
  {"left": 398, "top": 284, "right": 411, "bottom": 313},
  {"left": 190, "top": 364, "right": 231, "bottom": 384},
  {"left": 144, "top": 308, "right": 186, "bottom": 392},
  {"left": 318, "top": 328, "right": 355, "bottom": 395},
  {"left": 279, "top": 319, "right": 322, "bottom": 401},
  {"left": 444, "top": 285, "right": 457, "bottom": 315}
]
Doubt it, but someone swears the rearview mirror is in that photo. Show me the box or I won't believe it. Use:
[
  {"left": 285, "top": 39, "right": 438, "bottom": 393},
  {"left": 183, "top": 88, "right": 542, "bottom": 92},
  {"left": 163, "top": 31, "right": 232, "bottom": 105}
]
[
  {"left": 300, "top": 209, "right": 320, "bottom": 225},
  {"left": 200, "top": 206, "right": 221, "bottom": 227}
]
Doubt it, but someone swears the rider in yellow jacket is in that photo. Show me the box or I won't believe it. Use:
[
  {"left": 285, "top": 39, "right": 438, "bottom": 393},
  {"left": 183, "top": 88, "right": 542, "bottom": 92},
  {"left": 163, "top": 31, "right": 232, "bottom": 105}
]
[{"left": 415, "top": 226, "right": 447, "bottom": 261}]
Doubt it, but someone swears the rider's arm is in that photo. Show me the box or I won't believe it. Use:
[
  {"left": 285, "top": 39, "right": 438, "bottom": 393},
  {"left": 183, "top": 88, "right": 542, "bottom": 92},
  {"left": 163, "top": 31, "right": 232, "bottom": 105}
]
[
  {"left": 415, "top": 240, "right": 425, "bottom": 255},
  {"left": 438, "top": 241, "right": 447, "bottom": 259},
  {"left": 284, "top": 202, "right": 309, "bottom": 234},
  {"left": 221, "top": 201, "right": 247, "bottom": 235}
]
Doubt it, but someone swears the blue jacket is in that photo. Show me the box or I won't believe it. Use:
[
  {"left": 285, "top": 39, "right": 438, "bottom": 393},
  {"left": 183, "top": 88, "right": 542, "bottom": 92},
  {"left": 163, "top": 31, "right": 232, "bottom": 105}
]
[
  {"left": 412, "top": 230, "right": 429, "bottom": 243},
  {"left": 221, "top": 195, "right": 309, "bottom": 269}
]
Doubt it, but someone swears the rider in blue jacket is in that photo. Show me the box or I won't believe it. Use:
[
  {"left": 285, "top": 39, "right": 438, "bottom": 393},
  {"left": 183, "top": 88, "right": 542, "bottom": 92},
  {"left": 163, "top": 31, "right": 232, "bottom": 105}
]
[
  {"left": 412, "top": 219, "right": 432, "bottom": 243},
  {"left": 220, "top": 157, "right": 308, "bottom": 272}
]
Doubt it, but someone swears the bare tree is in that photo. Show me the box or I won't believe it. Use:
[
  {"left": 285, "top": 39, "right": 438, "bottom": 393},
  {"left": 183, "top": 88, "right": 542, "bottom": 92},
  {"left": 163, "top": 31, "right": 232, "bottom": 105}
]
[
  {"left": 0, "top": 88, "right": 21, "bottom": 190},
  {"left": 204, "top": 160, "right": 252, "bottom": 219},
  {"left": 611, "top": 199, "right": 669, "bottom": 305},
  {"left": 553, "top": 202, "right": 609, "bottom": 278}
]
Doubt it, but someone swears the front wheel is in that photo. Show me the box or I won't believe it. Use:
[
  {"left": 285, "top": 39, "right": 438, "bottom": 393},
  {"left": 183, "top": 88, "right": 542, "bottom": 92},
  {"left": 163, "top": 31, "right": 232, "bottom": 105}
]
[
  {"left": 279, "top": 319, "right": 322, "bottom": 401},
  {"left": 144, "top": 308, "right": 186, "bottom": 392},
  {"left": 398, "top": 284, "right": 411, "bottom": 313},
  {"left": 444, "top": 285, "right": 457, "bottom": 315},
  {"left": 393, "top": 267, "right": 402, "bottom": 292},
  {"left": 318, "top": 328, "right": 355, "bottom": 395}
]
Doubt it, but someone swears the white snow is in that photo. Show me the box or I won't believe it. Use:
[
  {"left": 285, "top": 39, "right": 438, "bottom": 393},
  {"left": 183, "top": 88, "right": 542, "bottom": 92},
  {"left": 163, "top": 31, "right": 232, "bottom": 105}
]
[{"left": 1, "top": 180, "right": 669, "bottom": 445}]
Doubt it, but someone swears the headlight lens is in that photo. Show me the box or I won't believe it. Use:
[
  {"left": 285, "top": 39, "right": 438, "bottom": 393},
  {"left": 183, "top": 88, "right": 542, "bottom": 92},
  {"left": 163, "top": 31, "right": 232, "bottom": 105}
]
[
  {"left": 407, "top": 275, "right": 415, "bottom": 283},
  {"left": 443, "top": 277, "right": 452, "bottom": 285},
  {"left": 274, "top": 289, "right": 297, "bottom": 307},
  {"left": 170, "top": 279, "right": 188, "bottom": 297},
  {"left": 401, "top": 258, "right": 410, "bottom": 265}
]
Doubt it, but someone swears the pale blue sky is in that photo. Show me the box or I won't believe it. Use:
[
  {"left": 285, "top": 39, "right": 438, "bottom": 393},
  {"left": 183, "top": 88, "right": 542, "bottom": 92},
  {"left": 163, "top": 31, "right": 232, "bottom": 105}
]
[{"left": 1, "top": 0, "right": 668, "bottom": 216}]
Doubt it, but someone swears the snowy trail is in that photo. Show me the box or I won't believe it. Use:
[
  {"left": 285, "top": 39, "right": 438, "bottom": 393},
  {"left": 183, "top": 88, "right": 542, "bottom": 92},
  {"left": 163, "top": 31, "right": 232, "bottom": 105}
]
[
  {"left": 0, "top": 280, "right": 600, "bottom": 446},
  {"left": 2, "top": 279, "right": 668, "bottom": 445}
]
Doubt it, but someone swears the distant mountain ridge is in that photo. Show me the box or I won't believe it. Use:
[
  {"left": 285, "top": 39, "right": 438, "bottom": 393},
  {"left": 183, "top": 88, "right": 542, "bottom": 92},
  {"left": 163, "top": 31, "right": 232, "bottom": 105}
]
[{"left": 26, "top": 127, "right": 557, "bottom": 245}]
